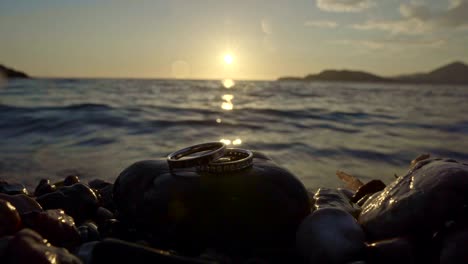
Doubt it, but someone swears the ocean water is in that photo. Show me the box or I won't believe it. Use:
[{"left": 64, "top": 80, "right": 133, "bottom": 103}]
[{"left": 1, "top": 78, "right": 468, "bottom": 190}]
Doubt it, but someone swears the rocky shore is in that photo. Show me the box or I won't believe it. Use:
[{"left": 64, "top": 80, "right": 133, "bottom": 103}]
[{"left": 0, "top": 152, "right": 467, "bottom": 263}]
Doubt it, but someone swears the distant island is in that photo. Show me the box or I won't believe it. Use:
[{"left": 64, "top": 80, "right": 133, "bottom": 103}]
[
  {"left": 278, "top": 61, "right": 468, "bottom": 85},
  {"left": 0, "top": 64, "right": 29, "bottom": 79}
]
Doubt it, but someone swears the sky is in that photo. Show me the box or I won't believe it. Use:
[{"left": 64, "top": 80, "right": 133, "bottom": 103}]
[{"left": 1, "top": 0, "right": 468, "bottom": 80}]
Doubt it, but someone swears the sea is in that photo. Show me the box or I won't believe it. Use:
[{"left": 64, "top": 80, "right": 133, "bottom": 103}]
[{"left": 1, "top": 78, "right": 468, "bottom": 190}]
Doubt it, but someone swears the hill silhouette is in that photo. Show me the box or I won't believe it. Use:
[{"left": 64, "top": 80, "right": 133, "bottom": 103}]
[
  {"left": 0, "top": 64, "right": 29, "bottom": 79},
  {"left": 304, "top": 70, "right": 390, "bottom": 83},
  {"left": 278, "top": 61, "right": 468, "bottom": 85}
]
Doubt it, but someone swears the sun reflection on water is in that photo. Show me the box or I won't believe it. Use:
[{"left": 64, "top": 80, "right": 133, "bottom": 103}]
[
  {"left": 222, "top": 79, "right": 235, "bottom": 89},
  {"left": 221, "top": 94, "right": 234, "bottom": 110}
]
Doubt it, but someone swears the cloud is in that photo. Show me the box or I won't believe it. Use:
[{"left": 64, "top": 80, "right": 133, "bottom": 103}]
[
  {"left": 352, "top": 0, "right": 468, "bottom": 34},
  {"left": 304, "top": 20, "right": 338, "bottom": 28},
  {"left": 316, "top": 0, "right": 374, "bottom": 12},
  {"left": 351, "top": 18, "right": 430, "bottom": 35},
  {"left": 335, "top": 37, "right": 446, "bottom": 50}
]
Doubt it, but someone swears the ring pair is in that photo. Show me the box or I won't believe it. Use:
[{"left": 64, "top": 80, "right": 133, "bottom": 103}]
[{"left": 167, "top": 142, "right": 253, "bottom": 173}]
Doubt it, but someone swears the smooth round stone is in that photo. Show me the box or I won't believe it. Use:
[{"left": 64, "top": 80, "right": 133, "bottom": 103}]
[
  {"left": 0, "top": 193, "right": 43, "bottom": 214},
  {"left": 34, "top": 179, "right": 56, "bottom": 197},
  {"left": 64, "top": 175, "right": 80, "bottom": 186},
  {"left": 296, "top": 208, "right": 366, "bottom": 264},
  {"left": 313, "top": 188, "right": 361, "bottom": 218},
  {"left": 94, "top": 184, "right": 115, "bottom": 212},
  {"left": 0, "top": 180, "right": 29, "bottom": 195},
  {"left": 95, "top": 207, "right": 114, "bottom": 226},
  {"left": 36, "top": 183, "right": 99, "bottom": 224},
  {"left": 22, "top": 209, "right": 80, "bottom": 249},
  {"left": 114, "top": 152, "right": 310, "bottom": 254},
  {"left": 365, "top": 237, "right": 415, "bottom": 264},
  {"left": 0, "top": 199, "right": 21, "bottom": 236},
  {"left": 4, "top": 228, "right": 82, "bottom": 264},
  {"left": 79, "top": 222, "right": 100, "bottom": 243},
  {"left": 359, "top": 158, "right": 468, "bottom": 240}
]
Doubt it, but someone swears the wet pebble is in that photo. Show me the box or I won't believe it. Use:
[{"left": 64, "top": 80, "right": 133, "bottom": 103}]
[
  {"left": 439, "top": 225, "right": 468, "bottom": 264},
  {"left": 34, "top": 179, "right": 57, "bottom": 197},
  {"left": 0, "top": 193, "right": 43, "bottom": 214},
  {"left": 0, "top": 199, "right": 22, "bottom": 236},
  {"left": 359, "top": 158, "right": 468, "bottom": 240},
  {"left": 296, "top": 208, "right": 365, "bottom": 264},
  {"left": 36, "top": 183, "right": 99, "bottom": 224},
  {"left": 21, "top": 209, "right": 81, "bottom": 249},
  {"left": 313, "top": 188, "right": 361, "bottom": 218},
  {"left": 79, "top": 222, "right": 100, "bottom": 243},
  {"left": 0, "top": 180, "right": 29, "bottom": 195},
  {"left": 4, "top": 228, "right": 82, "bottom": 264}
]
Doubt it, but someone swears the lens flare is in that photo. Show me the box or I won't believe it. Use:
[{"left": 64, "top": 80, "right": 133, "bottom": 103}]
[{"left": 220, "top": 139, "right": 231, "bottom": 145}]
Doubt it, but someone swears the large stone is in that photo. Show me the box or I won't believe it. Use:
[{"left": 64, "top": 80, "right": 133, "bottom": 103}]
[
  {"left": 113, "top": 152, "right": 310, "bottom": 255},
  {"left": 359, "top": 158, "right": 468, "bottom": 240}
]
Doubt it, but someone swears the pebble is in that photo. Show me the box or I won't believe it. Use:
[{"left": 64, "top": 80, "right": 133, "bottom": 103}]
[
  {"left": 3, "top": 228, "right": 82, "bottom": 264},
  {"left": 36, "top": 183, "right": 99, "bottom": 224},
  {"left": 296, "top": 208, "right": 366, "bottom": 264},
  {"left": 0, "top": 200, "right": 21, "bottom": 236}
]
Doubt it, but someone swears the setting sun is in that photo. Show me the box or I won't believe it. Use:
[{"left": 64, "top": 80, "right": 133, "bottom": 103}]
[{"left": 224, "top": 54, "right": 234, "bottom": 65}]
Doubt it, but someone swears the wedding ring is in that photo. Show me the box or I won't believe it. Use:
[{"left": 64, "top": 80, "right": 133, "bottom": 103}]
[
  {"left": 167, "top": 142, "right": 226, "bottom": 169},
  {"left": 197, "top": 148, "right": 253, "bottom": 173}
]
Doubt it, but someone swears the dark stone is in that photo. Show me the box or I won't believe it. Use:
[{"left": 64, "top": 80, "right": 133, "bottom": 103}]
[
  {"left": 113, "top": 152, "right": 310, "bottom": 255},
  {"left": 79, "top": 222, "right": 100, "bottom": 243},
  {"left": 95, "top": 207, "right": 114, "bottom": 226},
  {"left": 95, "top": 184, "right": 115, "bottom": 212},
  {"left": 338, "top": 188, "right": 356, "bottom": 200},
  {"left": 359, "top": 158, "right": 468, "bottom": 241},
  {"left": 76, "top": 238, "right": 215, "bottom": 264},
  {"left": 296, "top": 208, "right": 365, "bottom": 264},
  {"left": 365, "top": 237, "right": 416, "bottom": 264},
  {"left": 439, "top": 225, "right": 468, "bottom": 264},
  {"left": 97, "top": 219, "right": 135, "bottom": 241},
  {"left": 4, "top": 228, "right": 82, "bottom": 264},
  {"left": 21, "top": 209, "right": 80, "bottom": 249},
  {"left": 34, "top": 179, "right": 56, "bottom": 197},
  {"left": 88, "top": 179, "right": 112, "bottom": 190},
  {"left": 313, "top": 188, "right": 361, "bottom": 218},
  {"left": 64, "top": 175, "right": 80, "bottom": 186},
  {"left": 0, "top": 193, "right": 43, "bottom": 214},
  {"left": 0, "top": 199, "right": 21, "bottom": 236},
  {"left": 351, "top": 180, "right": 386, "bottom": 203},
  {"left": 0, "top": 180, "right": 29, "bottom": 195},
  {"left": 36, "top": 183, "right": 99, "bottom": 224}
]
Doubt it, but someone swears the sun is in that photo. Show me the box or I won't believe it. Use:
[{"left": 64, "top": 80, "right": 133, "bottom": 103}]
[{"left": 224, "top": 54, "right": 234, "bottom": 65}]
